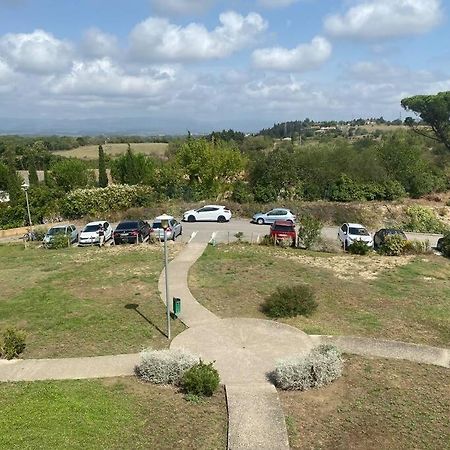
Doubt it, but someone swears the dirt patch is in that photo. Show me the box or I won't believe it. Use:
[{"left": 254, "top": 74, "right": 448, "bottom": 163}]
[{"left": 274, "top": 252, "right": 414, "bottom": 280}]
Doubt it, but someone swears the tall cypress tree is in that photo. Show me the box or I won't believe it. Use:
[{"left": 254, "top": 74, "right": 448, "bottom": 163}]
[
  {"left": 28, "top": 157, "right": 39, "bottom": 186},
  {"left": 5, "top": 147, "right": 22, "bottom": 205},
  {"left": 98, "top": 144, "right": 108, "bottom": 187}
]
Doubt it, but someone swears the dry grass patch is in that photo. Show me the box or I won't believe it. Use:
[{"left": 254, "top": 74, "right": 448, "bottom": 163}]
[
  {"left": 280, "top": 355, "right": 450, "bottom": 450},
  {"left": 53, "top": 142, "right": 168, "bottom": 159}
]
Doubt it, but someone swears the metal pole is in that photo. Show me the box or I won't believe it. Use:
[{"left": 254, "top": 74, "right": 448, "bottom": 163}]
[
  {"left": 25, "top": 190, "right": 32, "bottom": 230},
  {"left": 164, "top": 231, "right": 171, "bottom": 340}
]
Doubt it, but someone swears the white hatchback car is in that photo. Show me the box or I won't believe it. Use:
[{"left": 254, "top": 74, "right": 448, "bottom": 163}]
[
  {"left": 78, "top": 221, "right": 113, "bottom": 246},
  {"left": 183, "top": 205, "right": 232, "bottom": 223},
  {"left": 338, "top": 223, "right": 373, "bottom": 250}
]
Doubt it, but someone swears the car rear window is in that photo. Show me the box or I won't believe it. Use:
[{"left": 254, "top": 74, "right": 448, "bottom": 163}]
[
  {"left": 116, "top": 221, "right": 138, "bottom": 230},
  {"left": 48, "top": 227, "right": 65, "bottom": 235},
  {"left": 83, "top": 225, "right": 99, "bottom": 232},
  {"left": 152, "top": 222, "right": 162, "bottom": 229},
  {"left": 273, "top": 224, "right": 295, "bottom": 232}
]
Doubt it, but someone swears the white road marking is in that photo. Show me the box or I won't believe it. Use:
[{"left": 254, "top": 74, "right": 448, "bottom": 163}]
[{"left": 188, "top": 231, "right": 198, "bottom": 243}]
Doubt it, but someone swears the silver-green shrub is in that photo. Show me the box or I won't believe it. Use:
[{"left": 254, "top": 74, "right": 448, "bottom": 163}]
[
  {"left": 272, "top": 344, "right": 343, "bottom": 391},
  {"left": 135, "top": 349, "right": 199, "bottom": 385}
]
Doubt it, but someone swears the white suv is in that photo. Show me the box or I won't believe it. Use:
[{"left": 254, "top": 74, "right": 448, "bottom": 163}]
[
  {"left": 183, "top": 205, "right": 232, "bottom": 223},
  {"left": 338, "top": 223, "right": 373, "bottom": 250}
]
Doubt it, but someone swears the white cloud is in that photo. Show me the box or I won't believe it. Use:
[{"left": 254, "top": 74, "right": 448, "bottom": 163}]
[
  {"left": 252, "top": 36, "right": 331, "bottom": 71},
  {"left": 324, "top": 0, "right": 442, "bottom": 39},
  {"left": 258, "top": 0, "right": 298, "bottom": 8},
  {"left": 0, "top": 29, "right": 73, "bottom": 74},
  {"left": 49, "top": 58, "right": 180, "bottom": 98},
  {"left": 151, "top": 0, "right": 215, "bottom": 15},
  {"left": 129, "top": 11, "right": 267, "bottom": 61},
  {"left": 81, "top": 28, "right": 118, "bottom": 58}
]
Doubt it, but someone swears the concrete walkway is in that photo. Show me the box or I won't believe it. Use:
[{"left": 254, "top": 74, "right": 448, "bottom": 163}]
[
  {"left": 158, "top": 242, "right": 220, "bottom": 327},
  {"left": 0, "top": 353, "right": 139, "bottom": 382}
]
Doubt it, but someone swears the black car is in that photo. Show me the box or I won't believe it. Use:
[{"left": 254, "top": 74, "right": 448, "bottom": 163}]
[
  {"left": 373, "top": 228, "right": 407, "bottom": 249},
  {"left": 113, "top": 220, "right": 151, "bottom": 244}
]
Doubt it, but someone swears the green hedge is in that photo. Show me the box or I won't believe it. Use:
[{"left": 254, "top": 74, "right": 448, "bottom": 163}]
[{"left": 61, "top": 185, "right": 157, "bottom": 218}]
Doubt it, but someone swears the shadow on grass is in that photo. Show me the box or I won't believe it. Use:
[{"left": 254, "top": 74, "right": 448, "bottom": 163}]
[{"left": 124, "top": 303, "right": 167, "bottom": 338}]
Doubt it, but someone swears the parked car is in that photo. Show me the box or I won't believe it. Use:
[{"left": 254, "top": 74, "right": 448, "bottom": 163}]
[
  {"left": 436, "top": 233, "right": 450, "bottom": 252},
  {"left": 338, "top": 223, "right": 373, "bottom": 250},
  {"left": 373, "top": 228, "right": 407, "bottom": 249},
  {"left": 182, "top": 205, "right": 231, "bottom": 223},
  {"left": 43, "top": 224, "right": 78, "bottom": 246},
  {"left": 113, "top": 220, "right": 151, "bottom": 244},
  {"left": 150, "top": 216, "right": 183, "bottom": 241},
  {"left": 78, "top": 221, "right": 113, "bottom": 246},
  {"left": 252, "top": 208, "right": 296, "bottom": 225},
  {"left": 270, "top": 220, "right": 297, "bottom": 246}
]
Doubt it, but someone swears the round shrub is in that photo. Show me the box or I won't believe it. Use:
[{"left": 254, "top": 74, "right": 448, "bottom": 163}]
[
  {"left": 348, "top": 240, "right": 371, "bottom": 255},
  {"left": 440, "top": 234, "right": 450, "bottom": 258},
  {"left": 403, "top": 205, "right": 448, "bottom": 234},
  {"left": 181, "top": 360, "right": 220, "bottom": 397},
  {"left": 135, "top": 349, "right": 198, "bottom": 385},
  {"left": 262, "top": 284, "right": 317, "bottom": 318},
  {"left": 378, "top": 234, "right": 407, "bottom": 256},
  {"left": 272, "top": 344, "right": 343, "bottom": 391},
  {"left": 0, "top": 328, "right": 26, "bottom": 360}
]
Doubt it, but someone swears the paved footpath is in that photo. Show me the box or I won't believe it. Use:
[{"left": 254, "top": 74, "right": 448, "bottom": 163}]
[{"left": 1, "top": 240, "right": 449, "bottom": 450}]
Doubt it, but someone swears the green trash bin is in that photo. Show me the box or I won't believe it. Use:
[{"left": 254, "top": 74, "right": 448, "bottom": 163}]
[{"left": 173, "top": 297, "right": 181, "bottom": 317}]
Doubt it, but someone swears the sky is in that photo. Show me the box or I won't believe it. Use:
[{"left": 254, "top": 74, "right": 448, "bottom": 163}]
[{"left": 0, "top": 0, "right": 449, "bottom": 134}]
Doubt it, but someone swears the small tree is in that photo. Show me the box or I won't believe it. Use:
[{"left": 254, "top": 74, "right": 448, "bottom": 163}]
[
  {"left": 298, "top": 214, "right": 322, "bottom": 249},
  {"left": 98, "top": 145, "right": 108, "bottom": 188}
]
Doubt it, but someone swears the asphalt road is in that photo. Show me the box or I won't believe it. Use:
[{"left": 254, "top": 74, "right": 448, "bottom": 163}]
[{"left": 180, "top": 219, "right": 442, "bottom": 248}]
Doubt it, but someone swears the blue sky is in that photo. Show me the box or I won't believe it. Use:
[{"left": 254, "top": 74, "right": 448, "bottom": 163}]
[{"left": 0, "top": 0, "right": 448, "bottom": 133}]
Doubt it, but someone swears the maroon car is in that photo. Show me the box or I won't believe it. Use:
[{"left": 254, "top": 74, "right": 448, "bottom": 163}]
[{"left": 270, "top": 220, "right": 297, "bottom": 246}]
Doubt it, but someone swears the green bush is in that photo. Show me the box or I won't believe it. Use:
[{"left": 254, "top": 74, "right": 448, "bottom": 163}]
[
  {"left": 33, "top": 226, "right": 48, "bottom": 241},
  {"left": 260, "top": 234, "right": 275, "bottom": 246},
  {"left": 378, "top": 234, "right": 407, "bottom": 256},
  {"left": 262, "top": 284, "right": 317, "bottom": 318},
  {"left": 181, "top": 360, "right": 220, "bottom": 397},
  {"left": 403, "top": 239, "right": 431, "bottom": 255},
  {"left": 348, "top": 240, "right": 371, "bottom": 255},
  {"left": 403, "top": 205, "right": 448, "bottom": 234},
  {"left": 298, "top": 214, "right": 322, "bottom": 249},
  {"left": 231, "top": 181, "right": 254, "bottom": 204},
  {"left": 0, "top": 328, "right": 26, "bottom": 360},
  {"left": 47, "top": 233, "right": 70, "bottom": 249}
]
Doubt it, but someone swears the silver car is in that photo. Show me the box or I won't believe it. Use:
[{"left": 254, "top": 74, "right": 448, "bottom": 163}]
[
  {"left": 150, "top": 216, "right": 183, "bottom": 241},
  {"left": 43, "top": 224, "right": 78, "bottom": 246},
  {"left": 252, "top": 208, "right": 296, "bottom": 225}
]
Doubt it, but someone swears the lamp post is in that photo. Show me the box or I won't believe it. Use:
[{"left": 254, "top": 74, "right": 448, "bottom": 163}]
[
  {"left": 21, "top": 182, "right": 32, "bottom": 231},
  {"left": 159, "top": 213, "right": 172, "bottom": 340}
]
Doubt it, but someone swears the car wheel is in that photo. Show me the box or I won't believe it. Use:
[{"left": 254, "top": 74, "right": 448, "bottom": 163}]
[
  {"left": 188, "top": 215, "right": 196, "bottom": 222},
  {"left": 257, "top": 218, "right": 265, "bottom": 225},
  {"left": 217, "top": 215, "right": 226, "bottom": 223}
]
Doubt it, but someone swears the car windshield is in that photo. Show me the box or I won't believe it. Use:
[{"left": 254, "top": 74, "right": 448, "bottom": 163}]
[
  {"left": 83, "top": 225, "right": 100, "bottom": 232},
  {"left": 349, "top": 227, "right": 369, "bottom": 236},
  {"left": 116, "top": 221, "right": 138, "bottom": 230},
  {"left": 48, "top": 228, "right": 65, "bottom": 235},
  {"left": 273, "top": 224, "right": 295, "bottom": 232}
]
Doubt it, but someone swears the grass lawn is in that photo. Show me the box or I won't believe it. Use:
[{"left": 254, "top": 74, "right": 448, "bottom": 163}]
[
  {"left": 0, "top": 377, "right": 227, "bottom": 450},
  {"left": 280, "top": 355, "right": 450, "bottom": 450},
  {"left": 0, "top": 243, "right": 185, "bottom": 358},
  {"left": 190, "top": 244, "right": 450, "bottom": 346},
  {"left": 53, "top": 143, "right": 168, "bottom": 159}
]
